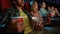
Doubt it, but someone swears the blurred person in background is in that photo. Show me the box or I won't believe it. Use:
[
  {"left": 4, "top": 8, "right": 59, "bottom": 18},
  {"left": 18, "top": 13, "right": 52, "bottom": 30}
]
[
  {"left": 46, "top": 6, "right": 60, "bottom": 25},
  {"left": 54, "top": 8, "right": 60, "bottom": 16},
  {"left": 47, "top": 6, "right": 52, "bottom": 17},
  {"left": 45, "top": 6, "right": 52, "bottom": 25},
  {"left": 50, "top": 6, "right": 55, "bottom": 17},
  {"left": 39, "top": 2, "right": 48, "bottom": 24},
  {"left": 47, "top": 6, "right": 51, "bottom": 14},
  {"left": 50, "top": 6, "right": 60, "bottom": 17},
  {"left": 39, "top": 2, "right": 48, "bottom": 17}
]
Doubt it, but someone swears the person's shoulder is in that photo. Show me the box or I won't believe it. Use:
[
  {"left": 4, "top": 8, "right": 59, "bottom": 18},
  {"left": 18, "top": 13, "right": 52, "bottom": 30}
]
[{"left": 40, "top": 8, "right": 43, "bottom": 11}]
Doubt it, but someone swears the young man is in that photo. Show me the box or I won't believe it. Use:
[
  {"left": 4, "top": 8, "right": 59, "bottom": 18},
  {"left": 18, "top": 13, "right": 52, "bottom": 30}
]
[
  {"left": 39, "top": 2, "right": 48, "bottom": 24},
  {"left": 5, "top": 0, "right": 33, "bottom": 34}
]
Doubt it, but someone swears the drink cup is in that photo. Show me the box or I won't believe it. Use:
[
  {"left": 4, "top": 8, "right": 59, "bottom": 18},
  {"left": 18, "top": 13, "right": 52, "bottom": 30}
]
[{"left": 12, "top": 17, "right": 23, "bottom": 23}]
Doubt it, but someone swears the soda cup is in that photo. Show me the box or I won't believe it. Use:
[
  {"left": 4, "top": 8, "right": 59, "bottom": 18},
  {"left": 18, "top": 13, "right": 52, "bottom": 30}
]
[
  {"left": 11, "top": 13, "right": 24, "bottom": 32},
  {"left": 12, "top": 17, "right": 23, "bottom": 23},
  {"left": 17, "top": 17, "right": 23, "bottom": 23},
  {"left": 17, "top": 17, "right": 24, "bottom": 32}
]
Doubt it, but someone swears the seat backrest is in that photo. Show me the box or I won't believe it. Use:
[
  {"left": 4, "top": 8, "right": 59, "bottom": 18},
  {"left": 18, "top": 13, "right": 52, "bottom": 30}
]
[{"left": 1, "top": 0, "right": 12, "bottom": 12}]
